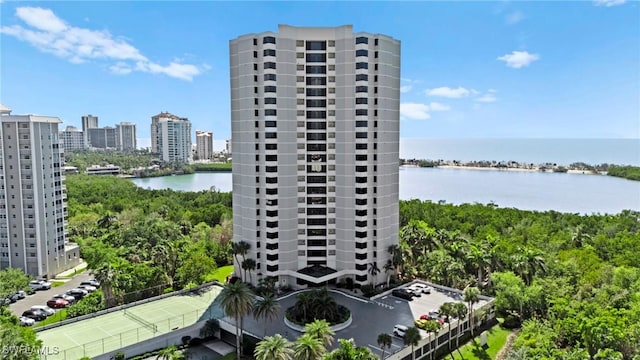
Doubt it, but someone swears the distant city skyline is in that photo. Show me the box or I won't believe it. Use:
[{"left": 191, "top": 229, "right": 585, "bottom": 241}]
[{"left": 1, "top": 1, "right": 638, "bottom": 148}]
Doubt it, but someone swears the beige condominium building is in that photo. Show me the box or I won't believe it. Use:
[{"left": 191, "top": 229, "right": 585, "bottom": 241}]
[
  {"left": 230, "top": 25, "right": 400, "bottom": 288},
  {"left": 195, "top": 130, "right": 214, "bottom": 160}
]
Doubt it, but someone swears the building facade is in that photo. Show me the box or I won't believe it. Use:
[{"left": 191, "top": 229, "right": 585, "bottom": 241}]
[
  {"left": 60, "top": 126, "right": 85, "bottom": 152},
  {"left": 81, "top": 115, "right": 99, "bottom": 148},
  {"left": 116, "top": 122, "right": 137, "bottom": 151},
  {"left": 0, "top": 111, "right": 80, "bottom": 278},
  {"left": 230, "top": 25, "right": 400, "bottom": 288},
  {"left": 195, "top": 130, "right": 213, "bottom": 160},
  {"left": 153, "top": 113, "right": 192, "bottom": 163},
  {"left": 87, "top": 127, "right": 117, "bottom": 149}
]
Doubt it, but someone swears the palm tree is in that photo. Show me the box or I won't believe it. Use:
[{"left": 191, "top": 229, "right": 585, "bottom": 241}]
[
  {"left": 377, "top": 333, "right": 392, "bottom": 360},
  {"left": 403, "top": 327, "right": 421, "bottom": 360},
  {"left": 463, "top": 287, "right": 480, "bottom": 337},
  {"left": 304, "top": 319, "right": 335, "bottom": 348},
  {"left": 294, "top": 291, "right": 314, "bottom": 323},
  {"left": 324, "top": 339, "right": 377, "bottom": 360},
  {"left": 438, "top": 302, "right": 455, "bottom": 351},
  {"left": 94, "top": 263, "right": 116, "bottom": 307},
  {"left": 368, "top": 262, "right": 381, "bottom": 287},
  {"left": 254, "top": 334, "right": 293, "bottom": 360},
  {"left": 423, "top": 321, "right": 442, "bottom": 360},
  {"left": 156, "top": 345, "right": 184, "bottom": 360},
  {"left": 242, "top": 258, "right": 257, "bottom": 283},
  {"left": 97, "top": 212, "right": 117, "bottom": 229},
  {"left": 232, "top": 241, "right": 250, "bottom": 281},
  {"left": 293, "top": 333, "right": 326, "bottom": 360},
  {"left": 253, "top": 294, "right": 280, "bottom": 338},
  {"left": 219, "top": 281, "right": 254, "bottom": 359},
  {"left": 452, "top": 302, "right": 468, "bottom": 352},
  {"left": 312, "top": 288, "right": 339, "bottom": 321}
]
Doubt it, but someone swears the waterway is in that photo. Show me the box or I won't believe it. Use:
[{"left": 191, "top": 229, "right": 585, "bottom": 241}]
[{"left": 131, "top": 168, "right": 640, "bottom": 215}]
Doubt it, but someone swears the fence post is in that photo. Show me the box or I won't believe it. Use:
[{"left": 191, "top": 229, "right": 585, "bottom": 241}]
[
  {"left": 183, "top": 314, "right": 185, "bottom": 327},
  {"left": 102, "top": 338, "right": 105, "bottom": 353},
  {"left": 137, "top": 327, "right": 140, "bottom": 342},
  {"left": 120, "top": 332, "right": 123, "bottom": 347}
]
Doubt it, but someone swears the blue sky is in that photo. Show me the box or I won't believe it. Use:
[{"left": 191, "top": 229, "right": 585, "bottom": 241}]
[{"left": 1, "top": 1, "right": 638, "bottom": 150}]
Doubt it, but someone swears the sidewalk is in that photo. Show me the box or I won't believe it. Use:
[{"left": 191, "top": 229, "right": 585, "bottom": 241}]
[{"left": 55, "top": 261, "right": 89, "bottom": 280}]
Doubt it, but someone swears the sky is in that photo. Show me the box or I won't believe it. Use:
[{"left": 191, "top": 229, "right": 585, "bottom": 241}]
[{"left": 1, "top": 1, "right": 638, "bottom": 150}]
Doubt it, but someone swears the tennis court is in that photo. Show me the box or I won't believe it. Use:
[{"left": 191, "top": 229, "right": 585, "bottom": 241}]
[{"left": 39, "top": 285, "right": 224, "bottom": 360}]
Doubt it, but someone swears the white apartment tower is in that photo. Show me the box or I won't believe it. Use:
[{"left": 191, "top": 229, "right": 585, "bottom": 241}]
[
  {"left": 116, "top": 122, "right": 137, "bottom": 151},
  {"left": 81, "top": 114, "right": 99, "bottom": 148},
  {"left": 195, "top": 130, "right": 213, "bottom": 160},
  {"left": 152, "top": 112, "right": 192, "bottom": 163},
  {"left": 0, "top": 109, "right": 80, "bottom": 278},
  {"left": 230, "top": 25, "right": 400, "bottom": 288},
  {"left": 60, "top": 126, "right": 85, "bottom": 152}
]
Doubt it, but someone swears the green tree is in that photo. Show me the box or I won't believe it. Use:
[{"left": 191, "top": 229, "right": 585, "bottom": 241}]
[
  {"left": 452, "top": 302, "right": 468, "bottom": 351},
  {"left": 232, "top": 241, "right": 250, "bottom": 281},
  {"left": 254, "top": 334, "right": 293, "bottom": 360},
  {"left": 253, "top": 294, "right": 280, "bottom": 337},
  {"left": 0, "top": 268, "right": 30, "bottom": 302},
  {"left": 156, "top": 345, "right": 184, "bottom": 360},
  {"left": 176, "top": 251, "right": 217, "bottom": 287},
  {"left": 323, "top": 338, "right": 377, "bottom": 360},
  {"left": 67, "top": 291, "right": 105, "bottom": 318},
  {"left": 304, "top": 319, "right": 335, "bottom": 348},
  {"left": 219, "top": 281, "right": 254, "bottom": 359},
  {"left": 403, "top": 327, "right": 421, "bottom": 360},
  {"left": 423, "top": 321, "right": 442, "bottom": 360},
  {"left": 294, "top": 333, "right": 326, "bottom": 360},
  {"left": 376, "top": 333, "right": 392, "bottom": 360},
  {"left": 463, "top": 287, "right": 481, "bottom": 335},
  {"left": 439, "top": 302, "right": 455, "bottom": 351},
  {"left": 0, "top": 308, "right": 43, "bottom": 360}
]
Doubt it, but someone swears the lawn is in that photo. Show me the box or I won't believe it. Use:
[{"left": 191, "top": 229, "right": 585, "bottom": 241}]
[
  {"left": 206, "top": 265, "right": 234, "bottom": 283},
  {"left": 51, "top": 281, "right": 65, "bottom": 287},
  {"left": 34, "top": 309, "right": 67, "bottom": 328},
  {"left": 450, "top": 325, "right": 512, "bottom": 360}
]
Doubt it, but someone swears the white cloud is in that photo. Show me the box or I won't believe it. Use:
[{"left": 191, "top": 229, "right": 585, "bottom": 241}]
[
  {"left": 593, "top": 0, "right": 626, "bottom": 6},
  {"left": 506, "top": 11, "right": 524, "bottom": 24},
  {"left": 400, "top": 85, "right": 412, "bottom": 93},
  {"left": 400, "top": 102, "right": 451, "bottom": 120},
  {"left": 1, "top": 7, "right": 206, "bottom": 81},
  {"left": 497, "top": 51, "right": 539, "bottom": 68},
  {"left": 425, "top": 86, "right": 470, "bottom": 98},
  {"left": 475, "top": 94, "right": 497, "bottom": 103}
]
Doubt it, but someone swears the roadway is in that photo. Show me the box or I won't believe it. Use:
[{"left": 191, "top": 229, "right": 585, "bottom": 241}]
[{"left": 9, "top": 273, "right": 92, "bottom": 315}]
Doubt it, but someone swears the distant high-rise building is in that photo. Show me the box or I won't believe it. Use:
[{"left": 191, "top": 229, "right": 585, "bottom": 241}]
[
  {"left": 226, "top": 139, "right": 232, "bottom": 155},
  {"left": 152, "top": 112, "right": 192, "bottom": 163},
  {"left": 116, "top": 122, "right": 137, "bottom": 151},
  {"left": 0, "top": 111, "right": 80, "bottom": 278},
  {"left": 230, "top": 25, "right": 400, "bottom": 287},
  {"left": 195, "top": 130, "right": 213, "bottom": 160},
  {"left": 87, "top": 127, "right": 117, "bottom": 149},
  {"left": 59, "top": 126, "right": 85, "bottom": 152},
  {"left": 81, "top": 115, "right": 99, "bottom": 148}
]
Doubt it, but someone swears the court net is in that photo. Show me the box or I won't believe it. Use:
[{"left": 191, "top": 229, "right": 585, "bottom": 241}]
[{"left": 123, "top": 309, "right": 158, "bottom": 333}]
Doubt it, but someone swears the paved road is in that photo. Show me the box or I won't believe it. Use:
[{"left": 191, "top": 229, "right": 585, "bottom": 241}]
[{"left": 9, "top": 273, "right": 93, "bottom": 315}]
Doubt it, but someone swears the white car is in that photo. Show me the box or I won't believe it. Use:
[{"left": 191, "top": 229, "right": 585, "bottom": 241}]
[
  {"left": 393, "top": 324, "right": 408, "bottom": 338},
  {"left": 29, "top": 280, "right": 52, "bottom": 291},
  {"left": 409, "top": 283, "right": 432, "bottom": 294},
  {"left": 78, "top": 284, "right": 97, "bottom": 292},
  {"left": 19, "top": 316, "right": 35, "bottom": 326},
  {"left": 31, "top": 305, "right": 55, "bottom": 316}
]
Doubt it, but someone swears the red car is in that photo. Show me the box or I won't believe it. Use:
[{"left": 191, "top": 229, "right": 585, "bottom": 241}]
[{"left": 46, "top": 298, "right": 69, "bottom": 308}]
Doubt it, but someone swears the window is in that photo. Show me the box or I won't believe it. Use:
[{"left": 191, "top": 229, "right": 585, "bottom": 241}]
[
  {"left": 267, "top": 254, "right": 278, "bottom": 261},
  {"left": 307, "top": 143, "right": 326, "bottom": 151},
  {"left": 266, "top": 155, "right": 277, "bottom": 161},
  {"left": 356, "top": 36, "right": 369, "bottom": 44},
  {"left": 356, "top": 109, "right": 368, "bottom": 116},
  {"left": 375, "top": 51, "right": 379, "bottom": 59},
  {"left": 356, "top": 166, "right": 367, "bottom": 172},
  {"left": 306, "top": 122, "right": 326, "bottom": 130},
  {"left": 356, "top": 121, "right": 368, "bottom": 127},
  {"left": 356, "top": 62, "right": 368, "bottom": 70},
  {"left": 356, "top": 177, "right": 367, "bottom": 183},
  {"left": 306, "top": 66, "right": 326, "bottom": 74},
  {"left": 266, "top": 143, "right": 277, "bottom": 150},
  {"left": 307, "top": 229, "right": 326, "bottom": 236},
  {"left": 265, "top": 132, "right": 277, "bottom": 139},
  {"left": 356, "top": 132, "right": 368, "bottom": 139},
  {"left": 266, "top": 177, "right": 278, "bottom": 184},
  {"left": 306, "top": 77, "right": 326, "bottom": 86},
  {"left": 264, "top": 73, "right": 276, "bottom": 81},
  {"left": 307, "top": 88, "right": 327, "bottom": 96},
  {"left": 306, "top": 41, "right": 326, "bottom": 50},
  {"left": 356, "top": 49, "right": 368, "bottom": 57},
  {"left": 356, "top": 74, "right": 368, "bottom": 81},
  {"left": 264, "top": 86, "right": 276, "bottom": 93},
  {"left": 356, "top": 143, "right": 368, "bottom": 150},
  {"left": 265, "top": 109, "right": 277, "bottom": 116},
  {"left": 266, "top": 166, "right": 278, "bottom": 172},
  {"left": 307, "top": 176, "right": 326, "bottom": 183},
  {"left": 356, "top": 86, "right": 368, "bottom": 93},
  {"left": 254, "top": 64, "right": 258, "bottom": 71},
  {"left": 356, "top": 98, "right": 368, "bottom": 105},
  {"left": 263, "top": 49, "right": 276, "bottom": 57},
  {"left": 297, "top": 64, "right": 305, "bottom": 71},
  {"left": 267, "top": 264, "right": 278, "bottom": 272},
  {"left": 307, "top": 111, "right": 326, "bottom": 119},
  {"left": 308, "top": 208, "right": 326, "bottom": 215},
  {"left": 307, "top": 133, "right": 326, "bottom": 141},
  {"left": 356, "top": 188, "right": 368, "bottom": 194},
  {"left": 356, "top": 253, "right": 367, "bottom": 260},
  {"left": 306, "top": 53, "right": 326, "bottom": 62},
  {"left": 264, "top": 62, "right": 276, "bottom": 69},
  {"left": 297, "top": 52, "right": 304, "bottom": 59},
  {"left": 307, "top": 99, "right": 326, "bottom": 107},
  {"left": 263, "top": 36, "right": 276, "bottom": 44},
  {"left": 374, "top": 38, "right": 379, "bottom": 46},
  {"left": 356, "top": 209, "right": 367, "bottom": 216},
  {"left": 296, "top": 40, "right": 305, "bottom": 47}
]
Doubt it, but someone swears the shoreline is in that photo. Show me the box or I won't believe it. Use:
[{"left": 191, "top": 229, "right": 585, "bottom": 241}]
[{"left": 407, "top": 165, "right": 600, "bottom": 175}]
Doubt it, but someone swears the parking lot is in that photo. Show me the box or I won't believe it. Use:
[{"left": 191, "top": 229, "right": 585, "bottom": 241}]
[
  {"left": 240, "top": 281, "right": 488, "bottom": 358},
  {"left": 9, "top": 272, "right": 92, "bottom": 316}
]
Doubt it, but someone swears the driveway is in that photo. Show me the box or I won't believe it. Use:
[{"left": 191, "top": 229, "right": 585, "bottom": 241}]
[{"left": 9, "top": 272, "right": 93, "bottom": 315}]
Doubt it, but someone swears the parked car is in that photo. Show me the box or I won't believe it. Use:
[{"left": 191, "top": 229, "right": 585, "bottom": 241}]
[
  {"left": 409, "top": 283, "right": 432, "bottom": 294},
  {"left": 29, "top": 280, "right": 51, "bottom": 291},
  {"left": 414, "top": 318, "right": 429, "bottom": 329},
  {"left": 46, "top": 298, "right": 69, "bottom": 308},
  {"left": 405, "top": 286, "right": 422, "bottom": 297},
  {"left": 393, "top": 324, "right": 408, "bottom": 338},
  {"left": 78, "top": 284, "right": 97, "bottom": 292},
  {"left": 52, "top": 294, "right": 76, "bottom": 304},
  {"left": 392, "top": 288, "right": 414, "bottom": 301},
  {"left": 31, "top": 305, "right": 55, "bottom": 316},
  {"left": 82, "top": 280, "right": 100, "bottom": 287},
  {"left": 19, "top": 316, "right": 35, "bottom": 326},
  {"left": 22, "top": 309, "right": 47, "bottom": 321},
  {"left": 2, "top": 297, "right": 13, "bottom": 305},
  {"left": 15, "top": 290, "right": 27, "bottom": 299},
  {"left": 421, "top": 311, "right": 446, "bottom": 324},
  {"left": 65, "top": 288, "right": 87, "bottom": 300},
  {"left": 9, "top": 293, "right": 21, "bottom": 302}
]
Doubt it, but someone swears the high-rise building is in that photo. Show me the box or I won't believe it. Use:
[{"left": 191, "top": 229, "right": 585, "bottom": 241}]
[
  {"left": 81, "top": 115, "right": 99, "bottom": 148},
  {"left": 0, "top": 109, "right": 80, "bottom": 278},
  {"left": 87, "top": 127, "right": 117, "bottom": 149},
  {"left": 116, "top": 122, "right": 137, "bottom": 151},
  {"left": 153, "top": 112, "right": 192, "bottom": 163},
  {"left": 226, "top": 139, "right": 232, "bottom": 155},
  {"left": 59, "top": 126, "right": 85, "bottom": 152},
  {"left": 195, "top": 130, "right": 213, "bottom": 160},
  {"left": 230, "top": 25, "right": 400, "bottom": 288}
]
